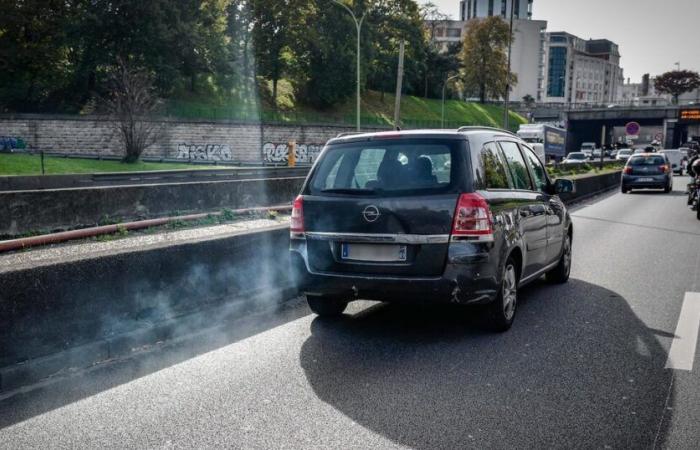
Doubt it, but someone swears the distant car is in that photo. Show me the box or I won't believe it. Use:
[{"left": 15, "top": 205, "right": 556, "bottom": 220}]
[
  {"left": 621, "top": 153, "right": 673, "bottom": 193},
  {"left": 610, "top": 149, "right": 618, "bottom": 159},
  {"left": 660, "top": 149, "right": 684, "bottom": 175},
  {"left": 615, "top": 149, "right": 633, "bottom": 162},
  {"left": 563, "top": 152, "right": 589, "bottom": 164},
  {"left": 580, "top": 142, "right": 596, "bottom": 159}
]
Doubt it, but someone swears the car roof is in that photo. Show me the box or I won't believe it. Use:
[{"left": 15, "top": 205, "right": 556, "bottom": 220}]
[{"left": 326, "top": 128, "right": 518, "bottom": 145}]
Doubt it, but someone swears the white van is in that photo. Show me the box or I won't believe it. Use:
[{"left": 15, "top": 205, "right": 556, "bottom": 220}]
[{"left": 661, "top": 149, "right": 684, "bottom": 175}]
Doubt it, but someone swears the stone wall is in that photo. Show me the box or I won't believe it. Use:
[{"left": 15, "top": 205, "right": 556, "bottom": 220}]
[{"left": 0, "top": 114, "right": 388, "bottom": 164}]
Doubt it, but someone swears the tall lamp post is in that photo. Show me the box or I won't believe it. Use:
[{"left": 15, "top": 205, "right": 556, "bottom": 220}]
[
  {"left": 442, "top": 74, "right": 460, "bottom": 128},
  {"left": 332, "top": 1, "right": 365, "bottom": 131},
  {"left": 503, "top": 0, "right": 515, "bottom": 130}
]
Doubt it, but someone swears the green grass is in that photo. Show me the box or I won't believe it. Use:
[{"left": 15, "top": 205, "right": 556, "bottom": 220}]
[
  {"left": 166, "top": 86, "right": 527, "bottom": 132},
  {"left": 0, "top": 153, "right": 220, "bottom": 176}
]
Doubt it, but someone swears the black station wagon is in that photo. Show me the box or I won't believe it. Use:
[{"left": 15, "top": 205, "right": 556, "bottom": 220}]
[{"left": 290, "top": 127, "right": 575, "bottom": 331}]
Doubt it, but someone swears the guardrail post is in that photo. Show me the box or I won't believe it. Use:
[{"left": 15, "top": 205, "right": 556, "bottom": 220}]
[{"left": 40, "top": 150, "right": 45, "bottom": 175}]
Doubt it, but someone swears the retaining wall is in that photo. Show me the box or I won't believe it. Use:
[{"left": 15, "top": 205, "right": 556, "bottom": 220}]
[
  {"left": 0, "top": 114, "right": 387, "bottom": 164},
  {"left": 0, "top": 226, "right": 296, "bottom": 392},
  {"left": 1, "top": 177, "right": 305, "bottom": 236}
]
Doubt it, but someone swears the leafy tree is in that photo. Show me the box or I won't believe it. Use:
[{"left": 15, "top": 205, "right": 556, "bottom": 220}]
[
  {"left": 522, "top": 94, "right": 535, "bottom": 108},
  {"left": 365, "top": 0, "right": 428, "bottom": 101},
  {"left": 654, "top": 70, "right": 700, "bottom": 105},
  {"left": 459, "top": 16, "right": 516, "bottom": 103},
  {"left": 251, "top": 0, "right": 307, "bottom": 107},
  {"left": 0, "top": 0, "right": 77, "bottom": 112},
  {"left": 294, "top": 1, "right": 357, "bottom": 109}
]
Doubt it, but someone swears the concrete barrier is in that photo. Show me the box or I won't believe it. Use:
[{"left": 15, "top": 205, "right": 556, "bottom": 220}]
[
  {"left": 0, "top": 225, "right": 297, "bottom": 392},
  {"left": 559, "top": 171, "right": 622, "bottom": 203},
  {"left": 1, "top": 177, "right": 305, "bottom": 237}
]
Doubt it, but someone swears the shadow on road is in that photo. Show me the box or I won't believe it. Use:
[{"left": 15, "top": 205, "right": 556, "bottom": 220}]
[{"left": 300, "top": 279, "right": 674, "bottom": 448}]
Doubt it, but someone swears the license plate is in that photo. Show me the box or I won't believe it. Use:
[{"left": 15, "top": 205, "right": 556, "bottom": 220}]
[
  {"left": 341, "top": 243, "right": 407, "bottom": 262},
  {"left": 637, "top": 177, "right": 654, "bottom": 182}
]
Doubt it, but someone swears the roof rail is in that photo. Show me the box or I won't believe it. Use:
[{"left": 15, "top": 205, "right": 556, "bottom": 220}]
[
  {"left": 457, "top": 126, "right": 518, "bottom": 137},
  {"left": 335, "top": 131, "right": 365, "bottom": 138}
]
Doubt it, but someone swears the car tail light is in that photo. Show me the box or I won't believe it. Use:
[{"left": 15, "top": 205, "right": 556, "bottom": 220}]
[
  {"left": 623, "top": 166, "right": 633, "bottom": 174},
  {"left": 290, "top": 195, "right": 304, "bottom": 233},
  {"left": 452, "top": 193, "right": 493, "bottom": 237},
  {"left": 659, "top": 164, "right": 669, "bottom": 173}
]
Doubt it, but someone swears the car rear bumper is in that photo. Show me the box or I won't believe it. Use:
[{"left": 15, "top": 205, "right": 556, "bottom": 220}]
[
  {"left": 622, "top": 174, "right": 670, "bottom": 189},
  {"left": 290, "top": 238, "right": 500, "bottom": 305}
]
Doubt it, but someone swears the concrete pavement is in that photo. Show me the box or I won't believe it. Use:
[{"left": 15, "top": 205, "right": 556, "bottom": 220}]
[{"left": 0, "top": 179, "right": 699, "bottom": 448}]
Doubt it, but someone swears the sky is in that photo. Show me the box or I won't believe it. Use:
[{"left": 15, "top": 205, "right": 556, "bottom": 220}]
[{"left": 421, "top": 0, "right": 700, "bottom": 81}]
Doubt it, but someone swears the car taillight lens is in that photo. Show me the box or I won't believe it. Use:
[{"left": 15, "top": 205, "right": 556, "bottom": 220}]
[
  {"left": 623, "top": 166, "right": 633, "bottom": 174},
  {"left": 452, "top": 193, "right": 493, "bottom": 236},
  {"left": 659, "top": 164, "right": 669, "bottom": 173},
  {"left": 290, "top": 195, "right": 304, "bottom": 233}
]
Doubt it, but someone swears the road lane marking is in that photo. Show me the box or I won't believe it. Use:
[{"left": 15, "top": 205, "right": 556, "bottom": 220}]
[{"left": 665, "top": 292, "right": 700, "bottom": 371}]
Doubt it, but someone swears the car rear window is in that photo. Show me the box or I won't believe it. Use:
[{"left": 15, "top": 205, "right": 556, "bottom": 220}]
[
  {"left": 629, "top": 155, "right": 665, "bottom": 165},
  {"left": 308, "top": 138, "right": 459, "bottom": 196}
]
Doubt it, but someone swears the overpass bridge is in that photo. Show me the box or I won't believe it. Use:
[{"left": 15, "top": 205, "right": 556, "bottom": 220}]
[{"left": 562, "top": 106, "right": 700, "bottom": 153}]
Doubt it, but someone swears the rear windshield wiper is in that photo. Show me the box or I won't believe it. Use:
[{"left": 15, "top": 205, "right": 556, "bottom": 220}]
[{"left": 320, "top": 188, "right": 378, "bottom": 195}]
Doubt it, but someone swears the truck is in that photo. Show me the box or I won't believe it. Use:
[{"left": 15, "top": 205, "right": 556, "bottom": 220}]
[{"left": 517, "top": 124, "right": 567, "bottom": 163}]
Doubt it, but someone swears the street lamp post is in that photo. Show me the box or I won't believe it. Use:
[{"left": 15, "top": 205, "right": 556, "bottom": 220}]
[
  {"left": 332, "top": 1, "right": 365, "bottom": 131},
  {"left": 442, "top": 74, "right": 460, "bottom": 129},
  {"left": 503, "top": 0, "right": 515, "bottom": 130}
]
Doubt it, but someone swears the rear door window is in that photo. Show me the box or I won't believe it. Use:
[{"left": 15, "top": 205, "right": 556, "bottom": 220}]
[
  {"left": 629, "top": 155, "right": 665, "bottom": 166},
  {"left": 308, "top": 139, "right": 460, "bottom": 196},
  {"left": 480, "top": 142, "right": 512, "bottom": 189},
  {"left": 499, "top": 141, "right": 533, "bottom": 191}
]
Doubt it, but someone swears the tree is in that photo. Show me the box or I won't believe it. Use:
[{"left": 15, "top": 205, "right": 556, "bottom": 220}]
[
  {"left": 459, "top": 16, "right": 516, "bottom": 103},
  {"left": 103, "top": 59, "right": 162, "bottom": 163},
  {"left": 251, "top": 0, "right": 307, "bottom": 108},
  {"left": 654, "top": 70, "right": 700, "bottom": 105},
  {"left": 522, "top": 94, "right": 535, "bottom": 108}
]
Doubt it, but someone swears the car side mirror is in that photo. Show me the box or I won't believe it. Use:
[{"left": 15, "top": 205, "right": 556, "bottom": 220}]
[{"left": 554, "top": 178, "right": 575, "bottom": 195}]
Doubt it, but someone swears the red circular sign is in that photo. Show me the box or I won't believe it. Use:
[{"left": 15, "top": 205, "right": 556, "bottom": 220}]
[{"left": 625, "top": 122, "right": 641, "bottom": 136}]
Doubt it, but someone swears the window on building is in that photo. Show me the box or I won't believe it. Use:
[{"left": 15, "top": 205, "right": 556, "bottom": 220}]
[
  {"left": 514, "top": 0, "right": 520, "bottom": 17},
  {"left": 489, "top": 0, "right": 494, "bottom": 16},
  {"left": 501, "top": 0, "right": 507, "bottom": 17},
  {"left": 446, "top": 28, "right": 461, "bottom": 38},
  {"left": 547, "top": 47, "right": 567, "bottom": 98}
]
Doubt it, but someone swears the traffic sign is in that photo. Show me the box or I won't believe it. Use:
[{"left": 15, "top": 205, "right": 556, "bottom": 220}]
[{"left": 625, "top": 122, "right": 641, "bottom": 136}]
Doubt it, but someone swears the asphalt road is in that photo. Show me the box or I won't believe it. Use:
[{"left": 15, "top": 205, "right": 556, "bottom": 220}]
[{"left": 1, "top": 180, "right": 700, "bottom": 449}]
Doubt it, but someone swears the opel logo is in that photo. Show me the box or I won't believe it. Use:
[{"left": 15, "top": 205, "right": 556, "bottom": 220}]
[{"left": 362, "top": 205, "right": 381, "bottom": 223}]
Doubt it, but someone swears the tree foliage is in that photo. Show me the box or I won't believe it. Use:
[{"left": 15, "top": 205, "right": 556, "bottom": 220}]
[
  {"left": 654, "top": 70, "right": 700, "bottom": 104},
  {"left": 0, "top": 0, "right": 449, "bottom": 114},
  {"left": 460, "top": 16, "right": 516, "bottom": 103}
]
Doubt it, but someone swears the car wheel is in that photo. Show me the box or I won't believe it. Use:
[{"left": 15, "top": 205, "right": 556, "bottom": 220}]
[
  {"left": 697, "top": 201, "right": 700, "bottom": 221},
  {"left": 486, "top": 258, "right": 519, "bottom": 332},
  {"left": 306, "top": 295, "right": 348, "bottom": 317},
  {"left": 621, "top": 185, "right": 628, "bottom": 194},
  {"left": 664, "top": 183, "right": 672, "bottom": 193},
  {"left": 546, "top": 233, "right": 572, "bottom": 284}
]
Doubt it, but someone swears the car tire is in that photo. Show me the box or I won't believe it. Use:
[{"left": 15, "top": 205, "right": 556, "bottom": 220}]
[
  {"left": 546, "top": 233, "right": 572, "bottom": 284},
  {"left": 664, "top": 183, "right": 672, "bottom": 193},
  {"left": 621, "top": 185, "right": 628, "bottom": 194},
  {"left": 697, "top": 201, "right": 700, "bottom": 221},
  {"left": 306, "top": 295, "right": 348, "bottom": 317},
  {"left": 485, "top": 258, "right": 519, "bottom": 332}
]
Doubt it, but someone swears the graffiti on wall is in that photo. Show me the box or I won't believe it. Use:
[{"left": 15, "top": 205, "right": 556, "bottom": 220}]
[
  {"left": 176, "top": 143, "right": 233, "bottom": 161},
  {"left": 262, "top": 142, "right": 323, "bottom": 164},
  {"left": 0, "top": 136, "right": 26, "bottom": 152}
]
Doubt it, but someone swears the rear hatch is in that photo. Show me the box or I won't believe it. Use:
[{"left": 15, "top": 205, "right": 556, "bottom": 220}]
[
  {"left": 301, "top": 136, "right": 467, "bottom": 277},
  {"left": 627, "top": 154, "right": 668, "bottom": 176}
]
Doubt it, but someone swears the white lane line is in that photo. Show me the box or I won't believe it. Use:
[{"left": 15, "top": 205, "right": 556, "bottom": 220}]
[{"left": 665, "top": 292, "right": 700, "bottom": 371}]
